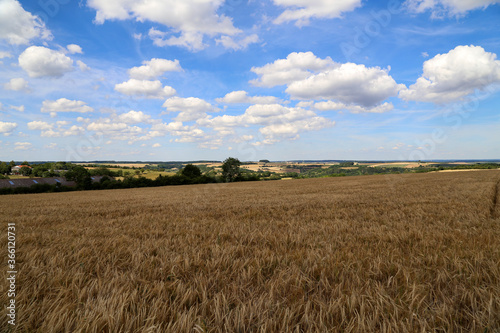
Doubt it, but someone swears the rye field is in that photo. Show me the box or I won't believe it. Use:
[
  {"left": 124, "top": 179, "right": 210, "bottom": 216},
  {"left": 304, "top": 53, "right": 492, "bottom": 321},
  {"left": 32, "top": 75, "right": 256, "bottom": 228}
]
[{"left": 1, "top": 171, "right": 500, "bottom": 332}]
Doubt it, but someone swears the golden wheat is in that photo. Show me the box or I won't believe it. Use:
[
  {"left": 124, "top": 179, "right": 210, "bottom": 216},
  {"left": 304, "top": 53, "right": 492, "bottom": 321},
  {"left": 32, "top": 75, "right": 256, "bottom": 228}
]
[{"left": 1, "top": 171, "right": 500, "bottom": 332}]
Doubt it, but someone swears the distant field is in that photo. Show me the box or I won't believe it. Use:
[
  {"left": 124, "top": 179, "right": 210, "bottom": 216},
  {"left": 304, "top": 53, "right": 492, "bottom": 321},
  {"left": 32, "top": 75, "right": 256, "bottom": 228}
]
[
  {"left": 366, "top": 162, "right": 435, "bottom": 168},
  {"left": 1, "top": 171, "right": 499, "bottom": 332},
  {"left": 76, "top": 163, "right": 156, "bottom": 168},
  {"left": 6, "top": 175, "right": 30, "bottom": 179}
]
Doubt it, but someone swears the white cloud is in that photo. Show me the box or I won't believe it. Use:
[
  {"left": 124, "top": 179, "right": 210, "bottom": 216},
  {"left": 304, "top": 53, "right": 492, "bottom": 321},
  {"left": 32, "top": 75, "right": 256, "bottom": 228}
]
[
  {"left": 14, "top": 142, "right": 32, "bottom": 150},
  {"left": 10, "top": 105, "right": 25, "bottom": 112},
  {"left": 0, "top": 51, "right": 12, "bottom": 59},
  {"left": 0, "top": 121, "right": 17, "bottom": 136},
  {"left": 399, "top": 45, "right": 500, "bottom": 103},
  {"left": 28, "top": 120, "right": 53, "bottom": 130},
  {"left": 0, "top": 0, "right": 52, "bottom": 45},
  {"left": 128, "top": 58, "right": 182, "bottom": 79},
  {"left": 252, "top": 52, "right": 402, "bottom": 110},
  {"left": 152, "top": 143, "right": 161, "bottom": 148},
  {"left": 405, "top": 0, "right": 500, "bottom": 17},
  {"left": 87, "top": 0, "right": 241, "bottom": 51},
  {"left": 199, "top": 104, "right": 334, "bottom": 144},
  {"left": 216, "top": 91, "right": 279, "bottom": 105},
  {"left": 250, "top": 52, "right": 336, "bottom": 87},
  {"left": 259, "top": 117, "right": 331, "bottom": 141},
  {"left": 286, "top": 63, "right": 403, "bottom": 107},
  {"left": 215, "top": 34, "right": 259, "bottom": 51},
  {"left": 77, "top": 60, "right": 91, "bottom": 71},
  {"left": 116, "top": 110, "right": 151, "bottom": 124},
  {"left": 131, "top": 121, "right": 206, "bottom": 144},
  {"left": 19, "top": 46, "right": 74, "bottom": 78},
  {"left": 86, "top": 120, "right": 143, "bottom": 141},
  {"left": 66, "top": 44, "right": 83, "bottom": 54},
  {"left": 273, "top": 0, "right": 362, "bottom": 26},
  {"left": 162, "top": 97, "right": 218, "bottom": 122},
  {"left": 28, "top": 120, "right": 85, "bottom": 137},
  {"left": 41, "top": 98, "right": 94, "bottom": 114},
  {"left": 87, "top": 122, "right": 128, "bottom": 132},
  {"left": 115, "top": 79, "right": 176, "bottom": 99},
  {"left": 44, "top": 143, "right": 58, "bottom": 149},
  {"left": 313, "top": 100, "right": 395, "bottom": 114},
  {"left": 4, "top": 77, "right": 30, "bottom": 92}
]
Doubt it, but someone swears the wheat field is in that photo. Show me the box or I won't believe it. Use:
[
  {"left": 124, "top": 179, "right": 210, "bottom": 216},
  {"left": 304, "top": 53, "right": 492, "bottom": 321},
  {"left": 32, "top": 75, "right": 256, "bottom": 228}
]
[{"left": 1, "top": 171, "right": 500, "bottom": 332}]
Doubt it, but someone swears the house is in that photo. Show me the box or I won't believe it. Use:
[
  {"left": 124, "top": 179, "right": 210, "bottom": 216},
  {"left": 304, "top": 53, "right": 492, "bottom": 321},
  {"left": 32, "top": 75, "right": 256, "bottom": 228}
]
[{"left": 11, "top": 165, "right": 31, "bottom": 175}]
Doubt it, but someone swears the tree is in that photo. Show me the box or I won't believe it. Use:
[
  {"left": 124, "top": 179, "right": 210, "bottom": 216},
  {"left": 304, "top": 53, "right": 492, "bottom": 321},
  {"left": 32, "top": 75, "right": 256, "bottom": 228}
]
[
  {"left": 181, "top": 164, "right": 201, "bottom": 179},
  {"left": 21, "top": 161, "right": 30, "bottom": 166},
  {"left": 222, "top": 157, "right": 241, "bottom": 182},
  {"left": 20, "top": 166, "right": 32, "bottom": 176},
  {"left": 0, "top": 162, "right": 9, "bottom": 175},
  {"left": 65, "top": 165, "right": 91, "bottom": 189}
]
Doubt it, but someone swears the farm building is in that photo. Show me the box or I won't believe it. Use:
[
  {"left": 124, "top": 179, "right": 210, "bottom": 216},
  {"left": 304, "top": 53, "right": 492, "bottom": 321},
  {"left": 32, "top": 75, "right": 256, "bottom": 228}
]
[
  {"left": 11, "top": 165, "right": 32, "bottom": 174},
  {"left": 0, "top": 176, "right": 111, "bottom": 189}
]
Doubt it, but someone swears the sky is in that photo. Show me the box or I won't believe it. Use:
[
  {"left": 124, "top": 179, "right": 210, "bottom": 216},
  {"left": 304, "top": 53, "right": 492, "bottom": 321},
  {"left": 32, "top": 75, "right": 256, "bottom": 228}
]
[{"left": 0, "top": 0, "right": 499, "bottom": 162}]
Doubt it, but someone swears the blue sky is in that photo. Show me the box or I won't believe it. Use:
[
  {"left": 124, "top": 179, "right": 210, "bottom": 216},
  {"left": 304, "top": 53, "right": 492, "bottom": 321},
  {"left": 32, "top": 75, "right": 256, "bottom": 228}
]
[{"left": 0, "top": 0, "right": 499, "bottom": 161}]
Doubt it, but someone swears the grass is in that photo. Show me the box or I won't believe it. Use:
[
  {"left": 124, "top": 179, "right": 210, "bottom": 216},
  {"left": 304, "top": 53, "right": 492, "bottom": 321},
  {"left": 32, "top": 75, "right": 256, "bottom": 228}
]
[{"left": 1, "top": 171, "right": 500, "bottom": 332}]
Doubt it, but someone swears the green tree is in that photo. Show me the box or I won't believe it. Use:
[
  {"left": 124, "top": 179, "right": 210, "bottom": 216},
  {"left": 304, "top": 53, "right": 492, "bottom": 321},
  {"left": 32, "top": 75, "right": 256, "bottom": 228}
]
[
  {"left": 65, "top": 165, "right": 91, "bottom": 189},
  {"left": 0, "top": 162, "right": 9, "bottom": 175},
  {"left": 222, "top": 157, "right": 241, "bottom": 182},
  {"left": 20, "top": 166, "right": 32, "bottom": 176},
  {"left": 21, "top": 161, "right": 30, "bottom": 166},
  {"left": 181, "top": 164, "right": 202, "bottom": 179}
]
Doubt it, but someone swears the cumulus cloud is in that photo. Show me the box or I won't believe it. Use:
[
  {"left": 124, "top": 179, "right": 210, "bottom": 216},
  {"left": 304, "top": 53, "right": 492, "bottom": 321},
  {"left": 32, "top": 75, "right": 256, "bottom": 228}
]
[
  {"left": 26, "top": 120, "right": 81, "bottom": 137},
  {"left": 86, "top": 120, "right": 143, "bottom": 141},
  {"left": 198, "top": 104, "right": 334, "bottom": 144},
  {"left": 250, "top": 52, "right": 336, "bottom": 87},
  {"left": 4, "top": 78, "right": 30, "bottom": 92},
  {"left": 273, "top": 0, "right": 362, "bottom": 26},
  {"left": 286, "top": 63, "right": 404, "bottom": 107},
  {"left": 28, "top": 121, "right": 53, "bottom": 131},
  {"left": 116, "top": 110, "right": 152, "bottom": 124},
  {"left": 14, "top": 142, "right": 32, "bottom": 150},
  {"left": 216, "top": 91, "right": 279, "bottom": 105},
  {"left": 19, "top": 46, "right": 74, "bottom": 78},
  {"left": 313, "top": 101, "right": 394, "bottom": 113},
  {"left": 405, "top": 0, "right": 500, "bottom": 17},
  {"left": 66, "top": 44, "right": 83, "bottom": 54},
  {"left": 215, "top": 34, "right": 259, "bottom": 51},
  {"left": 0, "top": 121, "right": 17, "bottom": 136},
  {"left": 87, "top": 0, "right": 241, "bottom": 51},
  {"left": 41, "top": 98, "right": 94, "bottom": 115},
  {"left": 10, "top": 105, "right": 25, "bottom": 112},
  {"left": 0, "top": 51, "right": 12, "bottom": 59},
  {"left": 0, "top": 0, "right": 52, "bottom": 45},
  {"left": 152, "top": 143, "right": 161, "bottom": 148},
  {"left": 128, "top": 58, "right": 182, "bottom": 79},
  {"left": 77, "top": 60, "right": 91, "bottom": 71},
  {"left": 147, "top": 122, "right": 206, "bottom": 143},
  {"left": 115, "top": 79, "right": 176, "bottom": 99},
  {"left": 162, "top": 97, "right": 218, "bottom": 122},
  {"left": 399, "top": 45, "right": 500, "bottom": 103}
]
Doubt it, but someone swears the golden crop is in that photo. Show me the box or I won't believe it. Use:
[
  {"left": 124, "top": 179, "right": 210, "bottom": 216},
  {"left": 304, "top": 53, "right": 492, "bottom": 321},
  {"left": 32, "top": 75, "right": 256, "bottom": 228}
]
[{"left": 1, "top": 171, "right": 499, "bottom": 332}]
